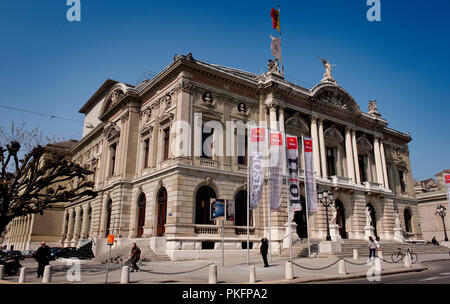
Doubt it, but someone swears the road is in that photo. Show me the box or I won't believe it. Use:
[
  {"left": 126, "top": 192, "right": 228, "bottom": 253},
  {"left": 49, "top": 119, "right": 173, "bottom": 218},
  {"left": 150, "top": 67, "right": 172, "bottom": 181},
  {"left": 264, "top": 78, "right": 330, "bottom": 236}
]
[{"left": 314, "top": 260, "right": 450, "bottom": 284}]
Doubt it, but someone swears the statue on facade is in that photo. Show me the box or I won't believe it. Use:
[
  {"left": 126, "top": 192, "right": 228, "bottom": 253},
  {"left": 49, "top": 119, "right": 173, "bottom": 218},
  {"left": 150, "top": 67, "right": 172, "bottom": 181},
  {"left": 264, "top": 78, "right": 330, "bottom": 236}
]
[
  {"left": 331, "top": 202, "right": 338, "bottom": 226},
  {"left": 267, "top": 59, "right": 280, "bottom": 74},
  {"left": 394, "top": 209, "right": 401, "bottom": 229},
  {"left": 318, "top": 57, "right": 336, "bottom": 83},
  {"left": 238, "top": 102, "right": 248, "bottom": 116},
  {"left": 365, "top": 206, "right": 373, "bottom": 227},
  {"left": 202, "top": 92, "right": 213, "bottom": 106},
  {"left": 368, "top": 99, "right": 381, "bottom": 117}
]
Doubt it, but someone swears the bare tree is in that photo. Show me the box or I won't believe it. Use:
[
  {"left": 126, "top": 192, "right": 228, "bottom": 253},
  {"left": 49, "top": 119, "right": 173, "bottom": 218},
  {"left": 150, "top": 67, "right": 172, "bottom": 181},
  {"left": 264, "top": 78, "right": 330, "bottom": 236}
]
[{"left": 0, "top": 123, "right": 96, "bottom": 232}]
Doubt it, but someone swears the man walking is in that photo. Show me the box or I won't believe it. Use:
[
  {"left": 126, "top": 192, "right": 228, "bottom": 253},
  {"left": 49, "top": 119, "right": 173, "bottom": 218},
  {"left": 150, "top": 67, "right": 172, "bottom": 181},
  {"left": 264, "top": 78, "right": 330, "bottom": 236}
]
[
  {"left": 130, "top": 243, "right": 141, "bottom": 272},
  {"left": 260, "top": 238, "right": 269, "bottom": 267},
  {"left": 34, "top": 241, "right": 51, "bottom": 278}
]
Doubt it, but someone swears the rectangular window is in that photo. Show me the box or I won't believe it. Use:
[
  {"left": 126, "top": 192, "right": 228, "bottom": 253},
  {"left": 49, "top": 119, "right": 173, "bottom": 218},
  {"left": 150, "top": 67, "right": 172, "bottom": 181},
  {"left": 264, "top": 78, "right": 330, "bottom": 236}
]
[
  {"left": 163, "top": 128, "right": 170, "bottom": 161},
  {"left": 237, "top": 132, "right": 248, "bottom": 165},
  {"left": 143, "top": 138, "right": 150, "bottom": 168},
  {"left": 399, "top": 170, "right": 406, "bottom": 193},
  {"left": 358, "top": 155, "right": 368, "bottom": 182},
  {"left": 326, "top": 147, "right": 336, "bottom": 176},
  {"left": 110, "top": 143, "right": 117, "bottom": 177},
  {"left": 201, "top": 125, "right": 213, "bottom": 159}
]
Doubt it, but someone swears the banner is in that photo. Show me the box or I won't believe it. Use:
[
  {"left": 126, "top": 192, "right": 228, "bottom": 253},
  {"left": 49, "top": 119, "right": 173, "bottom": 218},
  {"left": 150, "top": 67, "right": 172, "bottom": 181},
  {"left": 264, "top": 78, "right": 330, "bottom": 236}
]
[
  {"left": 286, "top": 135, "right": 302, "bottom": 211},
  {"left": 226, "top": 200, "right": 235, "bottom": 222},
  {"left": 249, "top": 126, "right": 267, "bottom": 210},
  {"left": 270, "top": 35, "right": 282, "bottom": 61},
  {"left": 269, "top": 131, "right": 284, "bottom": 211},
  {"left": 303, "top": 137, "right": 318, "bottom": 212},
  {"left": 210, "top": 199, "right": 225, "bottom": 220},
  {"left": 445, "top": 173, "right": 450, "bottom": 209}
]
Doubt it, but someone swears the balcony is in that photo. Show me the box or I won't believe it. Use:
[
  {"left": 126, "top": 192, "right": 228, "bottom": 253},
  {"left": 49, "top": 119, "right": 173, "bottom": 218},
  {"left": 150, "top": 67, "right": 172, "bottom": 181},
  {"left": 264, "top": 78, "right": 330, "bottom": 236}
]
[
  {"left": 364, "top": 181, "right": 382, "bottom": 191},
  {"left": 330, "top": 175, "right": 353, "bottom": 185},
  {"left": 194, "top": 225, "right": 218, "bottom": 234},
  {"left": 199, "top": 158, "right": 217, "bottom": 168},
  {"left": 235, "top": 226, "right": 256, "bottom": 235}
]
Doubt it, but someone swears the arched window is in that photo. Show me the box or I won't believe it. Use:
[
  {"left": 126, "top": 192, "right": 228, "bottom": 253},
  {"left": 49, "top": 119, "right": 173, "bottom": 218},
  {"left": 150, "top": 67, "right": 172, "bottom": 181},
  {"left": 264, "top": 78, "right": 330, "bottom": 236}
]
[
  {"left": 137, "top": 193, "right": 146, "bottom": 238},
  {"left": 195, "top": 186, "right": 216, "bottom": 224},
  {"left": 234, "top": 190, "right": 249, "bottom": 226},
  {"left": 105, "top": 200, "right": 113, "bottom": 236},
  {"left": 404, "top": 208, "right": 412, "bottom": 232}
]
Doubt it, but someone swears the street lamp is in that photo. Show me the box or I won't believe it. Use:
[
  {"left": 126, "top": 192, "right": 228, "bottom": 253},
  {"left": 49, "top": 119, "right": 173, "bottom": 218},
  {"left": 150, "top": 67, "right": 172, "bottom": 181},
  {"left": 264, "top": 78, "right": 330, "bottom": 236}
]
[
  {"left": 318, "top": 190, "right": 334, "bottom": 241},
  {"left": 435, "top": 204, "right": 448, "bottom": 242}
]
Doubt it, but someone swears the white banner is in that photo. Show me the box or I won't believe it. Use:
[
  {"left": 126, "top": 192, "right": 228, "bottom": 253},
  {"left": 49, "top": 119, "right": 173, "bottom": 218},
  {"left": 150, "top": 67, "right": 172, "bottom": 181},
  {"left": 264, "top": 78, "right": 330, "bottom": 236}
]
[
  {"left": 269, "top": 131, "right": 284, "bottom": 211},
  {"left": 303, "top": 137, "right": 318, "bottom": 212},
  {"left": 445, "top": 173, "right": 450, "bottom": 209},
  {"left": 249, "top": 126, "right": 267, "bottom": 210},
  {"left": 286, "top": 135, "right": 302, "bottom": 211}
]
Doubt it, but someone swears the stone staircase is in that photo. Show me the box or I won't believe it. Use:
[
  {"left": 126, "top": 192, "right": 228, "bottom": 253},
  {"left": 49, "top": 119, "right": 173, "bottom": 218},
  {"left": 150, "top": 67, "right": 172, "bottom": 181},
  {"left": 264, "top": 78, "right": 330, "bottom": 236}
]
[
  {"left": 337, "top": 239, "right": 450, "bottom": 257},
  {"left": 93, "top": 239, "right": 170, "bottom": 263},
  {"left": 281, "top": 238, "right": 320, "bottom": 258}
]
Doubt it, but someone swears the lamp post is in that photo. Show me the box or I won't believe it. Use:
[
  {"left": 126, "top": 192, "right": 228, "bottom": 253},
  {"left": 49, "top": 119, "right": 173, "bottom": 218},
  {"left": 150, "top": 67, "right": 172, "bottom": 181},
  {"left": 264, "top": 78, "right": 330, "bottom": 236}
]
[
  {"left": 435, "top": 204, "right": 448, "bottom": 242},
  {"left": 318, "top": 190, "right": 334, "bottom": 241}
]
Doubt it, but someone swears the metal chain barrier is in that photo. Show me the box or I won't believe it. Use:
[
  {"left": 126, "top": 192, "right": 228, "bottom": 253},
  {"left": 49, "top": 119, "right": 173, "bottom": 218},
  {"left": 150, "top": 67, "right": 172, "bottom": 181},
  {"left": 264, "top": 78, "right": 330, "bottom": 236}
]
[
  {"left": 140, "top": 262, "right": 213, "bottom": 275},
  {"left": 289, "top": 258, "right": 343, "bottom": 271},
  {"left": 341, "top": 258, "right": 370, "bottom": 266}
]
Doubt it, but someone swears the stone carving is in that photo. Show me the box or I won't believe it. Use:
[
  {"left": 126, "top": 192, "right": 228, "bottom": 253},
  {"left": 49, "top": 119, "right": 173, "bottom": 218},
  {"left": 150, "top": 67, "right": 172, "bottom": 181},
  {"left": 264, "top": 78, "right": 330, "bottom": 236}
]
[
  {"left": 331, "top": 202, "right": 338, "bottom": 225},
  {"left": 267, "top": 59, "right": 281, "bottom": 74},
  {"left": 368, "top": 100, "right": 381, "bottom": 117},
  {"left": 365, "top": 206, "right": 373, "bottom": 227},
  {"left": 317, "top": 91, "right": 347, "bottom": 109},
  {"left": 205, "top": 177, "right": 212, "bottom": 185},
  {"left": 237, "top": 102, "right": 248, "bottom": 116},
  {"left": 202, "top": 92, "right": 213, "bottom": 106},
  {"left": 318, "top": 57, "right": 336, "bottom": 83},
  {"left": 142, "top": 108, "right": 152, "bottom": 122},
  {"left": 394, "top": 209, "right": 401, "bottom": 229},
  {"left": 120, "top": 109, "right": 129, "bottom": 122},
  {"left": 103, "top": 122, "right": 120, "bottom": 141},
  {"left": 110, "top": 89, "right": 124, "bottom": 104}
]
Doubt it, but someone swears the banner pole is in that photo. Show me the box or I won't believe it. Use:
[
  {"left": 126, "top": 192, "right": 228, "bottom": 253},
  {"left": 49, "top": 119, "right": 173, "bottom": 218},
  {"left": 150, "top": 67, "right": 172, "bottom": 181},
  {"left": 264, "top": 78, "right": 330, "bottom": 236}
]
[
  {"left": 246, "top": 127, "right": 250, "bottom": 265},
  {"left": 267, "top": 127, "right": 272, "bottom": 263},
  {"left": 301, "top": 135, "right": 312, "bottom": 258},
  {"left": 284, "top": 132, "right": 292, "bottom": 261},
  {"left": 222, "top": 219, "right": 224, "bottom": 267}
]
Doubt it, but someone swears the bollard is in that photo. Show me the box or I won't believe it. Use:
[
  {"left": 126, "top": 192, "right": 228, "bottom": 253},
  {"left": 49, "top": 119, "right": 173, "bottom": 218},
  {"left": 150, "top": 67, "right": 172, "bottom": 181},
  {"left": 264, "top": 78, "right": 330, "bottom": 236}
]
[
  {"left": 377, "top": 251, "right": 383, "bottom": 260},
  {"left": 353, "top": 249, "right": 358, "bottom": 260},
  {"left": 19, "top": 267, "right": 26, "bottom": 283},
  {"left": 42, "top": 265, "right": 52, "bottom": 283},
  {"left": 285, "top": 262, "right": 294, "bottom": 280},
  {"left": 0, "top": 265, "right": 4, "bottom": 280},
  {"left": 208, "top": 264, "right": 217, "bottom": 284},
  {"left": 338, "top": 259, "right": 347, "bottom": 275},
  {"left": 375, "top": 257, "right": 382, "bottom": 274},
  {"left": 404, "top": 253, "right": 412, "bottom": 268},
  {"left": 120, "top": 266, "right": 130, "bottom": 284},
  {"left": 249, "top": 266, "right": 256, "bottom": 283}
]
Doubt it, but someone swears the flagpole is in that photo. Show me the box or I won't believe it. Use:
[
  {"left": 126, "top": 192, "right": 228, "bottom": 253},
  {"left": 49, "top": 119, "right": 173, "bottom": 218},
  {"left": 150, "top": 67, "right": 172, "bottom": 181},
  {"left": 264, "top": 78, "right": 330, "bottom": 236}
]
[
  {"left": 278, "top": 5, "right": 284, "bottom": 75},
  {"left": 302, "top": 135, "right": 311, "bottom": 258},
  {"left": 284, "top": 132, "right": 292, "bottom": 261},
  {"left": 246, "top": 127, "right": 250, "bottom": 265},
  {"left": 267, "top": 127, "right": 272, "bottom": 264}
]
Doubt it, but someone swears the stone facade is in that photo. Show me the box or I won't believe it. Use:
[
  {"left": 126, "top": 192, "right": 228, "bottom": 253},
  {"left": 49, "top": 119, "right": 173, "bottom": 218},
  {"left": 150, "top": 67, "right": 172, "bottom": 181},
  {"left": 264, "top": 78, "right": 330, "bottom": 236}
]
[{"left": 59, "top": 53, "right": 421, "bottom": 260}]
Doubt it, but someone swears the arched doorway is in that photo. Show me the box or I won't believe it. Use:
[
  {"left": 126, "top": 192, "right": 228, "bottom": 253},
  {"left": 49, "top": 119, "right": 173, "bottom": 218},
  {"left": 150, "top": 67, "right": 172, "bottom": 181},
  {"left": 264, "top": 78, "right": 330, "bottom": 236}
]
[
  {"left": 234, "top": 190, "right": 248, "bottom": 226},
  {"left": 156, "top": 188, "right": 167, "bottom": 236},
  {"left": 294, "top": 196, "right": 308, "bottom": 238},
  {"left": 404, "top": 208, "right": 412, "bottom": 233},
  {"left": 334, "top": 200, "right": 347, "bottom": 239},
  {"left": 367, "top": 203, "right": 377, "bottom": 237},
  {"left": 78, "top": 209, "right": 84, "bottom": 238},
  {"left": 137, "top": 193, "right": 146, "bottom": 238},
  {"left": 105, "top": 200, "right": 112, "bottom": 236},
  {"left": 86, "top": 206, "right": 92, "bottom": 238},
  {"left": 195, "top": 186, "right": 216, "bottom": 224}
]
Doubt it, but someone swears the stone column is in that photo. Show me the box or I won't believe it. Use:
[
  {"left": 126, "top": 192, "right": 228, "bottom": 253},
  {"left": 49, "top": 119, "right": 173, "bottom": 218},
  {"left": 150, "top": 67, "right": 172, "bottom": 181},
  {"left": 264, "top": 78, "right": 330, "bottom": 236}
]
[
  {"left": 351, "top": 130, "right": 361, "bottom": 184},
  {"left": 67, "top": 209, "right": 75, "bottom": 244},
  {"left": 74, "top": 207, "right": 82, "bottom": 242},
  {"left": 269, "top": 105, "right": 278, "bottom": 131},
  {"left": 373, "top": 136, "right": 384, "bottom": 186},
  {"left": 23, "top": 215, "right": 31, "bottom": 250},
  {"left": 345, "top": 127, "right": 355, "bottom": 183},
  {"left": 81, "top": 205, "right": 90, "bottom": 239},
  {"left": 318, "top": 119, "right": 327, "bottom": 178},
  {"left": 380, "top": 140, "right": 389, "bottom": 190},
  {"left": 310, "top": 115, "right": 321, "bottom": 177},
  {"left": 336, "top": 145, "right": 343, "bottom": 176},
  {"left": 279, "top": 107, "right": 285, "bottom": 132},
  {"left": 60, "top": 211, "right": 68, "bottom": 243}
]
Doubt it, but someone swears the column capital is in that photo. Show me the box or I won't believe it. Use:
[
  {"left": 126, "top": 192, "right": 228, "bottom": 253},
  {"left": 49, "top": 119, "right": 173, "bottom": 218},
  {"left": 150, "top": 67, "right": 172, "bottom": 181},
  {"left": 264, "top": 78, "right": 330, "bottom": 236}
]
[
  {"left": 311, "top": 113, "right": 320, "bottom": 122},
  {"left": 345, "top": 125, "right": 355, "bottom": 132},
  {"left": 68, "top": 208, "right": 75, "bottom": 215}
]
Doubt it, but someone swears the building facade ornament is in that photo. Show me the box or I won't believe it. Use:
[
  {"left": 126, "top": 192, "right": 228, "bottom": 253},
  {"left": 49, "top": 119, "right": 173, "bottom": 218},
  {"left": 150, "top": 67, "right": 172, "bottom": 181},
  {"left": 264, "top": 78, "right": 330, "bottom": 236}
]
[
  {"left": 103, "top": 121, "right": 120, "bottom": 141},
  {"left": 368, "top": 100, "right": 381, "bottom": 117},
  {"left": 318, "top": 57, "right": 337, "bottom": 83}
]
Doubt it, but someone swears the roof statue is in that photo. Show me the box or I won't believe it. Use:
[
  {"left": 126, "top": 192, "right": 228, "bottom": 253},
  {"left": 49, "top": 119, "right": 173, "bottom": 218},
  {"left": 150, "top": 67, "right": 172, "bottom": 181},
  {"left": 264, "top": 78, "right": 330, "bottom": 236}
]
[
  {"left": 318, "top": 57, "right": 336, "bottom": 83},
  {"left": 368, "top": 99, "right": 381, "bottom": 117}
]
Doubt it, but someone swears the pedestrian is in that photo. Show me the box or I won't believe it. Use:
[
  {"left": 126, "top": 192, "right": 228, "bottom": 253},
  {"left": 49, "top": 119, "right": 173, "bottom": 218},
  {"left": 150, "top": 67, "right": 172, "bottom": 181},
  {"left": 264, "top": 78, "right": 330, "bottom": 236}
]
[
  {"left": 368, "top": 236, "right": 377, "bottom": 261},
  {"left": 34, "top": 241, "right": 51, "bottom": 278},
  {"left": 130, "top": 242, "right": 141, "bottom": 272},
  {"left": 260, "top": 237, "right": 269, "bottom": 267},
  {"left": 431, "top": 236, "right": 440, "bottom": 246}
]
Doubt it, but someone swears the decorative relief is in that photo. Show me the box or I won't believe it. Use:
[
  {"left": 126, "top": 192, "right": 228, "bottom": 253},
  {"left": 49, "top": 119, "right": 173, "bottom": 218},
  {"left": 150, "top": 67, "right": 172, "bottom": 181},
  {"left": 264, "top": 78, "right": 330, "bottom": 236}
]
[
  {"left": 202, "top": 91, "right": 214, "bottom": 106},
  {"left": 103, "top": 121, "right": 120, "bottom": 141},
  {"left": 205, "top": 177, "right": 213, "bottom": 185},
  {"left": 357, "top": 135, "right": 373, "bottom": 151},
  {"left": 237, "top": 102, "right": 248, "bottom": 116},
  {"left": 316, "top": 90, "right": 347, "bottom": 110},
  {"left": 120, "top": 109, "right": 129, "bottom": 122},
  {"left": 368, "top": 100, "right": 381, "bottom": 117},
  {"left": 324, "top": 126, "right": 344, "bottom": 143}
]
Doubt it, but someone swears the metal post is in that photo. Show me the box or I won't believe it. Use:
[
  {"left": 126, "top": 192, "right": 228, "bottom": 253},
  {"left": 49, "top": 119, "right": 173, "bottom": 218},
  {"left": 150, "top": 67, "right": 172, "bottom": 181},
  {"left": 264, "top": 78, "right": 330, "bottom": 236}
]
[
  {"left": 283, "top": 132, "right": 292, "bottom": 261},
  {"left": 246, "top": 127, "right": 250, "bottom": 265},
  {"left": 267, "top": 127, "right": 272, "bottom": 263},
  {"left": 442, "top": 217, "right": 449, "bottom": 242},
  {"left": 301, "top": 135, "right": 311, "bottom": 258},
  {"left": 325, "top": 202, "right": 331, "bottom": 241},
  {"left": 105, "top": 217, "right": 115, "bottom": 284},
  {"left": 221, "top": 219, "right": 225, "bottom": 267}
]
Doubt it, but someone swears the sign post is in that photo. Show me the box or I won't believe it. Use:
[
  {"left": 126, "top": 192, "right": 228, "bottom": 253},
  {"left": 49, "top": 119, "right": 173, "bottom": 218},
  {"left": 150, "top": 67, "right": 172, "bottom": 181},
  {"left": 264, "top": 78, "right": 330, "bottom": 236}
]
[
  {"left": 445, "top": 173, "right": 450, "bottom": 209},
  {"left": 211, "top": 199, "right": 226, "bottom": 267},
  {"left": 105, "top": 217, "right": 115, "bottom": 284}
]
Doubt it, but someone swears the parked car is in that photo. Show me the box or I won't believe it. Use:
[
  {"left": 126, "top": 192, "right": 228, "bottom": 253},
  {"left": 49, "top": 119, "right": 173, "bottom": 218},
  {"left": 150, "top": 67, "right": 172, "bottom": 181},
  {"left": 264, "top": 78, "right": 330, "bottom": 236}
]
[
  {"left": 21, "top": 250, "right": 35, "bottom": 258},
  {"left": 6, "top": 250, "right": 24, "bottom": 260},
  {"left": 51, "top": 247, "right": 78, "bottom": 260},
  {"left": 0, "top": 255, "right": 22, "bottom": 276},
  {"left": 49, "top": 247, "right": 62, "bottom": 260}
]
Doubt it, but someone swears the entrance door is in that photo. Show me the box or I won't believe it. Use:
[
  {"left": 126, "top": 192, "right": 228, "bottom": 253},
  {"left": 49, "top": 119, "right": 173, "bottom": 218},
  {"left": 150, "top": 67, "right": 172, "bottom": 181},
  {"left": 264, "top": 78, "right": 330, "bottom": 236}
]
[
  {"left": 137, "top": 194, "right": 146, "bottom": 238},
  {"left": 157, "top": 188, "right": 167, "bottom": 236},
  {"left": 294, "top": 198, "right": 308, "bottom": 238},
  {"left": 335, "top": 200, "right": 347, "bottom": 239}
]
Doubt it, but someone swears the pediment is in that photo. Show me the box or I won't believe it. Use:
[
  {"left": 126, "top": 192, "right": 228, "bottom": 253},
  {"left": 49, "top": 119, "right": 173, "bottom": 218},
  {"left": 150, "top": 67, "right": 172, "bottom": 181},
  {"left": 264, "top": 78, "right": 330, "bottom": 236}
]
[
  {"left": 324, "top": 126, "right": 344, "bottom": 143},
  {"left": 99, "top": 83, "right": 130, "bottom": 119},
  {"left": 103, "top": 122, "right": 120, "bottom": 141},
  {"left": 357, "top": 135, "right": 373, "bottom": 151},
  {"left": 310, "top": 83, "right": 361, "bottom": 114},
  {"left": 285, "top": 114, "right": 309, "bottom": 133}
]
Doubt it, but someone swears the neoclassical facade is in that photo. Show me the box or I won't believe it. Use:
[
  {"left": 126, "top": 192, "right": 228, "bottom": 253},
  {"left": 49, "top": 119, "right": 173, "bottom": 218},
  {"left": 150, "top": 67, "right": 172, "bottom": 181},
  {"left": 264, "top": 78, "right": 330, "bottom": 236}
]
[{"left": 60, "top": 53, "right": 422, "bottom": 260}]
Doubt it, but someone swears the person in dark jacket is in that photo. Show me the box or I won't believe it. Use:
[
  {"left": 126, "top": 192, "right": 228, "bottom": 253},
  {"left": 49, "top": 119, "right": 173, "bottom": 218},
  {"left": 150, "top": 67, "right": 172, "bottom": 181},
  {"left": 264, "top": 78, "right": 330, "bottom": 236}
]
[
  {"left": 34, "top": 241, "right": 51, "bottom": 278},
  {"left": 130, "top": 243, "right": 141, "bottom": 272},
  {"left": 260, "top": 238, "right": 269, "bottom": 267},
  {"left": 432, "top": 236, "right": 440, "bottom": 246}
]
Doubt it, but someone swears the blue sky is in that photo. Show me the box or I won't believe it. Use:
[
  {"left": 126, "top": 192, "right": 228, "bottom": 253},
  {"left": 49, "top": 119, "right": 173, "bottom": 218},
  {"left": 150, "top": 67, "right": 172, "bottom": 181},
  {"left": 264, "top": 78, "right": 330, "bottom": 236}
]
[{"left": 0, "top": 0, "right": 449, "bottom": 180}]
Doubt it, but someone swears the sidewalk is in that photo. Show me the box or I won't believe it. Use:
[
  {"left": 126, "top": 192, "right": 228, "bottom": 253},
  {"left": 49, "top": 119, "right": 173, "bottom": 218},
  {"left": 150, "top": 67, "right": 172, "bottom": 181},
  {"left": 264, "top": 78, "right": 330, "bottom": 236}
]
[{"left": 1, "top": 253, "right": 449, "bottom": 284}]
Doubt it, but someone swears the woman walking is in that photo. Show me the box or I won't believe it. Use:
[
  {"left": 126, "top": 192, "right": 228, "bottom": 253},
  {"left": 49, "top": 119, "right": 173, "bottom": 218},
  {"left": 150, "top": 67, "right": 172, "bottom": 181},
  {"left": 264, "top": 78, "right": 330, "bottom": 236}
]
[{"left": 368, "top": 236, "right": 377, "bottom": 261}]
